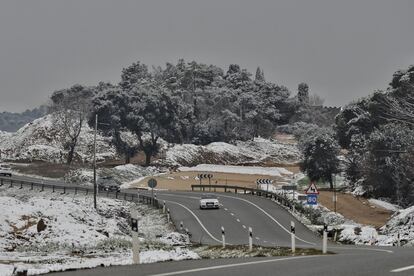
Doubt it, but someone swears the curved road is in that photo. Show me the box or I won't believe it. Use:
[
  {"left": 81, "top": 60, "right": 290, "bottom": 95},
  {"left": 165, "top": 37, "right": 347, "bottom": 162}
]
[{"left": 2, "top": 175, "right": 414, "bottom": 275}]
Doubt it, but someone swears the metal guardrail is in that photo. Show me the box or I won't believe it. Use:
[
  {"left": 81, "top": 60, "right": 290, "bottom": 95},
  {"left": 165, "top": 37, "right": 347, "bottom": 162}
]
[
  {"left": 191, "top": 184, "right": 294, "bottom": 209},
  {"left": 0, "top": 176, "right": 160, "bottom": 208}
]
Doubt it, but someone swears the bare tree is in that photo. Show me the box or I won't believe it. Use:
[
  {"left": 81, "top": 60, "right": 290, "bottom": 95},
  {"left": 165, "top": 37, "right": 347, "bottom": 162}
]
[{"left": 51, "top": 85, "right": 94, "bottom": 165}]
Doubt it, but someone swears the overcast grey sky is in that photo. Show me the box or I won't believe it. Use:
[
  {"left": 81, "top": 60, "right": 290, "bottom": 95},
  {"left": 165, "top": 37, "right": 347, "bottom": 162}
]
[{"left": 1, "top": 0, "right": 413, "bottom": 112}]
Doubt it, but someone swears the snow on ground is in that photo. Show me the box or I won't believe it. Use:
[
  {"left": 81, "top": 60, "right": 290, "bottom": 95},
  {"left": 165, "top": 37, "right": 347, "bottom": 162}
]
[
  {"left": 0, "top": 186, "right": 198, "bottom": 275},
  {"left": 368, "top": 199, "right": 401, "bottom": 212},
  {"left": 164, "top": 137, "right": 300, "bottom": 167},
  {"left": 179, "top": 164, "right": 292, "bottom": 177}
]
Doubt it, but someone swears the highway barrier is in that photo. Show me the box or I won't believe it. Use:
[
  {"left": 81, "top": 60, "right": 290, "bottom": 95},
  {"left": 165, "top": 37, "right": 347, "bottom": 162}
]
[{"left": 0, "top": 176, "right": 161, "bottom": 209}]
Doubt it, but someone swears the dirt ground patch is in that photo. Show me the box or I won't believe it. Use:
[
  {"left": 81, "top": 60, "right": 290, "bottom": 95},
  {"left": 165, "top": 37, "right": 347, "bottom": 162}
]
[
  {"left": 128, "top": 170, "right": 293, "bottom": 191},
  {"left": 318, "top": 191, "right": 393, "bottom": 228}
]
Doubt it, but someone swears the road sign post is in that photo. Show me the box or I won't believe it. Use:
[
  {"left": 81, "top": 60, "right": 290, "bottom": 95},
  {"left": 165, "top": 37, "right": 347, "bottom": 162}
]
[
  {"left": 167, "top": 208, "right": 170, "bottom": 223},
  {"left": 306, "top": 194, "right": 318, "bottom": 205},
  {"left": 256, "top": 179, "right": 273, "bottom": 192},
  {"left": 148, "top": 178, "right": 157, "bottom": 203},
  {"left": 130, "top": 208, "right": 140, "bottom": 264},
  {"left": 291, "top": 221, "right": 295, "bottom": 253}
]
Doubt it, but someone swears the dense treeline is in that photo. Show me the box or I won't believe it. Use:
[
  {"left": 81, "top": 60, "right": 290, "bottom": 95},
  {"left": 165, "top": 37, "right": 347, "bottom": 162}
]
[
  {"left": 334, "top": 65, "right": 414, "bottom": 206},
  {"left": 46, "top": 59, "right": 333, "bottom": 165}
]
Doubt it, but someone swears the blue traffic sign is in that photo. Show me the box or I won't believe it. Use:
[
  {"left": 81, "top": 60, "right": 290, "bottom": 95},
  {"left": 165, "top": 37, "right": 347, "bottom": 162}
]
[{"left": 307, "top": 194, "right": 318, "bottom": 205}]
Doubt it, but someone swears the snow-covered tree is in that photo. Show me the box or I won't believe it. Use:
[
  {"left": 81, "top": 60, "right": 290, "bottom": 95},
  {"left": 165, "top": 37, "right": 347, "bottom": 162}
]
[
  {"left": 90, "top": 86, "right": 138, "bottom": 164},
  {"left": 51, "top": 84, "right": 95, "bottom": 165},
  {"left": 297, "top": 83, "right": 309, "bottom": 106},
  {"left": 255, "top": 67, "right": 265, "bottom": 82},
  {"left": 299, "top": 128, "right": 340, "bottom": 189},
  {"left": 126, "top": 86, "right": 180, "bottom": 166}
]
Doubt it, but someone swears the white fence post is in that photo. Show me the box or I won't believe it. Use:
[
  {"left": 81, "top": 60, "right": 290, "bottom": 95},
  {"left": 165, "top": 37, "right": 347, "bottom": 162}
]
[
  {"left": 221, "top": 226, "right": 226, "bottom": 248},
  {"left": 291, "top": 221, "right": 295, "bottom": 253},
  {"left": 323, "top": 224, "right": 328, "bottom": 254},
  {"left": 249, "top": 227, "right": 253, "bottom": 251},
  {"left": 131, "top": 208, "right": 140, "bottom": 264}
]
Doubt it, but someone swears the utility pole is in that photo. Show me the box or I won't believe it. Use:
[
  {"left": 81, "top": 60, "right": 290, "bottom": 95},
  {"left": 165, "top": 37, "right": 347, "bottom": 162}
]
[
  {"left": 93, "top": 114, "right": 97, "bottom": 209},
  {"left": 333, "top": 174, "right": 337, "bottom": 213}
]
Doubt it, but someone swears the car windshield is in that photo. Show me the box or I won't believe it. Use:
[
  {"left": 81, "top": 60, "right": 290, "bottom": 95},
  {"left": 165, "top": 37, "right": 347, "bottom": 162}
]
[{"left": 201, "top": 194, "right": 217, "bottom": 199}]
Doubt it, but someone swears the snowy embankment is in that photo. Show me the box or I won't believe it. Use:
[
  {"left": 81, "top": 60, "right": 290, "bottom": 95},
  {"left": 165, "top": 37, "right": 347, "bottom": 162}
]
[
  {"left": 163, "top": 137, "right": 300, "bottom": 167},
  {"left": 0, "top": 186, "right": 198, "bottom": 275},
  {"left": 179, "top": 164, "right": 293, "bottom": 177}
]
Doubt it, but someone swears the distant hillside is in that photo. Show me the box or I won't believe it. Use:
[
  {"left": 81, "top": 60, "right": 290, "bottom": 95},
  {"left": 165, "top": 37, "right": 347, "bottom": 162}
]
[{"left": 0, "top": 105, "right": 48, "bottom": 132}]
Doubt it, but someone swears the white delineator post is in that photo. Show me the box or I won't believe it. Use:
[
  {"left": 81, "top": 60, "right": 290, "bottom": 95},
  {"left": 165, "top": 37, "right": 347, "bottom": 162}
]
[
  {"left": 167, "top": 208, "right": 170, "bottom": 223},
  {"left": 291, "top": 221, "right": 295, "bottom": 253},
  {"left": 131, "top": 208, "right": 140, "bottom": 264},
  {"left": 180, "top": 221, "right": 184, "bottom": 232},
  {"left": 249, "top": 227, "right": 253, "bottom": 251},
  {"left": 323, "top": 224, "right": 328, "bottom": 254},
  {"left": 163, "top": 200, "right": 166, "bottom": 213},
  {"left": 397, "top": 232, "right": 401, "bottom": 247},
  {"left": 221, "top": 226, "right": 226, "bottom": 248}
]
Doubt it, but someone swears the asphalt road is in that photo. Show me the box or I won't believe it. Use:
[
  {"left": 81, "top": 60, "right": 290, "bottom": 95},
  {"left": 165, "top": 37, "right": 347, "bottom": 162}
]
[{"left": 2, "top": 175, "right": 414, "bottom": 275}]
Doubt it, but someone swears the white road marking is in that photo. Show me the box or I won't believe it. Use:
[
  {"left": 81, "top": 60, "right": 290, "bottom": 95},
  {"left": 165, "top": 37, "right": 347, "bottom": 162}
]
[
  {"left": 230, "top": 213, "right": 234, "bottom": 216},
  {"left": 264, "top": 240, "right": 268, "bottom": 243},
  {"left": 391, "top": 265, "right": 414, "bottom": 273},
  {"left": 224, "top": 208, "right": 228, "bottom": 211},
  {"left": 219, "top": 194, "right": 315, "bottom": 245},
  {"left": 330, "top": 246, "right": 393, "bottom": 254},
  {"left": 236, "top": 219, "right": 240, "bottom": 222},
  {"left": 159, "top": 193, "right": 200, "bottom": 200},
  {"left": 255, "top": 237, "right": 260, "bottom": 240},
  {"left": 148, "top": 255, "right": 323, "bottom": 276},
  {"left": 242, "top": 225, "right": 246, "bottom": 229},
  {"left": 165, "top": 200, "right": 225, "bottom": 244}
]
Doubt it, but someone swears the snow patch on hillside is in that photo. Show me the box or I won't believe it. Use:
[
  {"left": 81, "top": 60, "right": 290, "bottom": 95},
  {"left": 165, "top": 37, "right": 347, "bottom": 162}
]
[
  {"left": 368, "top": 199, "right": 400, "bottom": 212},
  {"left": 179, "top": 164, "right": 292, "bottom": 176},
  {"left": 164, "top": 137, "right": 300, "bottom": 167}
]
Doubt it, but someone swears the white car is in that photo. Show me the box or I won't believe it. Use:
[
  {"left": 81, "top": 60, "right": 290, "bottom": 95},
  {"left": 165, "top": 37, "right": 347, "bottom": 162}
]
[
  {"left": 0, "top": 163, "right": 12, "bottom": 177},
  {"left": 199, "top": 194, "right": 220, "bottom": 209}
]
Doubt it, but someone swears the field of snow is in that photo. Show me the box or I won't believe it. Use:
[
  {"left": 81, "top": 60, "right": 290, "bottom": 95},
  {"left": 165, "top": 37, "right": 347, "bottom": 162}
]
[
  {"left": 179, "top": 164, "right": 293, "bottom": 177},
  {"left": 368, "top": 199, "right": 400, "bottom": 212},
  {"left": 0, "top": 186, "right": 198, "bottom": 275},
  {"left": 164, "top": 137, "right": 300, "bottom": 167}
]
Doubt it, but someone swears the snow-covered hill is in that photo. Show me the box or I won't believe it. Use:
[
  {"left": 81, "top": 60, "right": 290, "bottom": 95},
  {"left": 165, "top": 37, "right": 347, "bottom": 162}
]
[
  {"left": 163, "top": 137, "right": 300, "bottom": 167},
  {"left": 0, "top": 114, "right": 116, "bottom": 163},
  {"left": 0, "top": 115, "right": 300, "bottom": 167}
]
